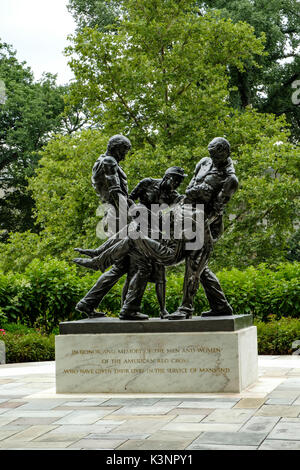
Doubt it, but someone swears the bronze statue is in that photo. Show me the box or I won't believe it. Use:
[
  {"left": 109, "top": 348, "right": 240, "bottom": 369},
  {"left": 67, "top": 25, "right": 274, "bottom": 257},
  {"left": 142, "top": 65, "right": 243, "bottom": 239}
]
[
  {"left": 74, "top": 136, "right": 238, "bottom": 321},
  {"left": 169, "top": 137, "right": 238, "bottom": 319},
  {"left": 74, "top": 135, "right": 187, "bottom": 320},
  {"left": 74, "top": 134, "right": 132, "bottom": 319}
]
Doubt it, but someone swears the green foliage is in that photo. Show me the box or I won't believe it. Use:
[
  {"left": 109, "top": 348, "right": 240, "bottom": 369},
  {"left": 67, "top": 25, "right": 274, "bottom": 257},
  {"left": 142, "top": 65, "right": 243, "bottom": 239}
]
[
  {"left": 67, "top": 0, "right": 121, "bottom": 31},
  {"left": 27, "top": 130, "right": 109, "bottom": 261},
  {"left": 0, "top": 260, "right": 299, "bottom": 333},
  {"left": 1, "top": 0, "right": 299, "bottom": 271},
  {"left": 0, "top": 258, "right": 95, "bottom": 332},
  {"left": 0, "top": 41, "right": 66, "bottom": 235},
  {"left": 67, "top": 0, "right": 300, "bottom": 141},
  {"left": 255, "top": 316, "right": 300, "bottom": 355},
  {"left": 66, "top": 2, "right": 265, "bottom": 147},
  {"left": 286, "top": 229, "right": 300, "bottom": 262},
  {"left": 200, "top": 0, "right": 300, "bottom": 141},
  {"left": 55, "top": 0, "right": 296, "bottom": 268},
  {"left": 1, "top": 328, "right": 55, "bottom": 363}
]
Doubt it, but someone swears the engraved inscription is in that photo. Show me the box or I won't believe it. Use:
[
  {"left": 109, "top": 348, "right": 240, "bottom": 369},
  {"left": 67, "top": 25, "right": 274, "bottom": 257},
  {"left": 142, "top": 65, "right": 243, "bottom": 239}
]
[{"left": 64, "top": 344, "right": 231, "bottom": 377}]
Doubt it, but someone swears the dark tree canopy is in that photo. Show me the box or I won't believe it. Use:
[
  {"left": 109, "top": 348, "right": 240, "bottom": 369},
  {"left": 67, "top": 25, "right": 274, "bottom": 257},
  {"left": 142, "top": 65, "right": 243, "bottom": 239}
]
[{"left": 199, "top": 0, "right": 300, "bottom": 141}]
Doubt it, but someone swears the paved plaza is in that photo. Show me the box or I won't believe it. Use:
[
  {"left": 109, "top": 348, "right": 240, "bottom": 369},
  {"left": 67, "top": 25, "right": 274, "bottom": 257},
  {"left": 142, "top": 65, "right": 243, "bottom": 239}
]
[{"left": 0, "top": 356, "right": 299, "bottom": 450}]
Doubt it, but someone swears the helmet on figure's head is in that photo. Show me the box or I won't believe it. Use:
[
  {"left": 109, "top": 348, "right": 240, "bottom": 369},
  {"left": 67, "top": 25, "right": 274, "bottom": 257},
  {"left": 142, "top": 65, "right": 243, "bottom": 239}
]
[
  {"left": 164, "top": 167, "right": 188, "bottom": 178},
  {"left": 161, "top": 166, "right": 187, "bottom": 191}
]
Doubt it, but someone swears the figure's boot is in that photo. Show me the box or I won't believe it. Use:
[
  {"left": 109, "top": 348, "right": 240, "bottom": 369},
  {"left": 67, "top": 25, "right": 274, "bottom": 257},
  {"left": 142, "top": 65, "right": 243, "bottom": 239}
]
[
  {"left": 75, "top": 300, "right": 106, "bottom": 318},
  {"left": 73, "top": 238, "right": 132, "bottom": 272},
  {"left": 74, "top": 248, "right": 102, "bottom": 258},
  {"left": 74, "top": 237, "right": 121, "bottom": 258},
  {"left": 201, "top": 305, "right": 233, "bottom": 317},
  {"left": 119, "top": 311, "right": 149, "bottom": 321}
]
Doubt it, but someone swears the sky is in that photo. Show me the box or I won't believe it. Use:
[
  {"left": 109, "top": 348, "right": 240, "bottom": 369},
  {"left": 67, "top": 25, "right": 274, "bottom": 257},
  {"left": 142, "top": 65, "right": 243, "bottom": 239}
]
[{"left": 0, "top": 0, "right": 76, "bottom": 84}]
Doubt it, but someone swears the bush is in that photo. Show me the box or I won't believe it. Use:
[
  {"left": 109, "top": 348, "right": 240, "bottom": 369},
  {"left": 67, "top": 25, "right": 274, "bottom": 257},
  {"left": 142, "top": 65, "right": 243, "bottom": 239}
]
[
  {"left": 0, "top": 259, "right": 299, "bottom": 331},
  {"left": 1, "top": 324, "right": 55, "bottom": 363},
  {"left": 255, "top": 316, "right": 300, "bottom": 355},
  {"left": 0, "top": 258, "right": 99, "bottom": 332}
]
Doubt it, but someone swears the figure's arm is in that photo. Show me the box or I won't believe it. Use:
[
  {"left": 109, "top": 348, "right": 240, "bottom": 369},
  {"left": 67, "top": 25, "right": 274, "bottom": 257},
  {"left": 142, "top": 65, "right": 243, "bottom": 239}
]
[
  {"left": 167, "top": 190, "right": 185, "bottom": 206},
  {"left": 101, "top": 156, "right": 127, "bottom": 210},
  {"left": 185, "top": 181, "right": 214, "bottom": 203},
  {"left": 185, "top": 158, "right": 213, "bottom": 202},
  {"left": 186, "top": 161, "right": 202, "bottom": 191},
  {"left": 213, "top": 174, "right": 239, "bottom": 214},
  {"left": 129, "top": 180, "right": 144, "bottom": 201}
]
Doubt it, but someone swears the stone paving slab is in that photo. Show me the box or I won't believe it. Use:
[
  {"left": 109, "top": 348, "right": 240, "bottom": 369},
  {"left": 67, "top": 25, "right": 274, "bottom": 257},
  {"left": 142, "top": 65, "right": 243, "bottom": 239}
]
[
  {"left": 258, "top": 440, "right": 300, "bottom": 450},
  {"left": 167, "top": 407, "right": 214, "bottom": 416},
  {"left": 161, "top": 422, "right": 242, "bottom": 432},
  {"left": 201, "top": 408, "right": 255, "bottom": 424},
  {"left": 239, "top": 416, "right": 280, "bottom": 434},
  {"left": 177, "top": 400, "right": 237, "bottom": 409},
  {"left": 172, "top": 414, "right": 207, "bottom": 422},
  {"left": 187, "top": 431, "right": 267, "bottom": 447},
  {"left": 0, "top": 356, "right": 299, "bottom": 450},
  {"left": 255, "top": 405, "right": 300, "bottom": 418},
  {"left": 187, "top": 444, "right": 258, "bottom": 450},
  {"left": 68, "top": 439, "right": 127, "bottom": 449},
  {"left": 267, "top": 420, "right": 300, "bottom": 440},
  {"left": 117, "top": 439, "right": 192, "bottom": 450},
  {"left": 4, "top": 425, "right": 58, "bottom": 442},
  {"left": 111, "top": 404, "right": 178, "bottom": 415},
  {"left": 233, "top": 398, "right": 266, "bottom": 409}
]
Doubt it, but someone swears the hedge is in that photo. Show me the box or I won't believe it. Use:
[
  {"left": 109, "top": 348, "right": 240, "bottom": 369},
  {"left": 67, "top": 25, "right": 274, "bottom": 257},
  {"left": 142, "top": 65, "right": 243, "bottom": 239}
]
[
  {"left": 0, "top": 323, "right": 55, "bottom": 363},
  {"left": 0, "top": 258, "right": 299, "bottom": 331},
  {"left": 1, "top": 317, "right": 299, "bottom": 362},
  {"left": 256, "top": 316, "right": 300, "bottom": 355}
]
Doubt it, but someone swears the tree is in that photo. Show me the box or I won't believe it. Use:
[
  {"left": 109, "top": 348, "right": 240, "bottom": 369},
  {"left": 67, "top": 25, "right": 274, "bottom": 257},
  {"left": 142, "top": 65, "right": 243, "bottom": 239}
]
[
  {"left": 67, "top": 0, "right": 121, "bottom": 31},
  {"left": 0, "top": 41, "right": 66, "bottom": 236},
  {"left": 1, "top": 0, "right": 298, "bottom": 273},
  {"left": 68, "top": 0, "right": 300, "bottom": 142},
  {"left": 198, "top": 0, "right": 300, "bottom": 141},
  {"left": 0, "top": 40, "right": 95, "bottom": 237}
]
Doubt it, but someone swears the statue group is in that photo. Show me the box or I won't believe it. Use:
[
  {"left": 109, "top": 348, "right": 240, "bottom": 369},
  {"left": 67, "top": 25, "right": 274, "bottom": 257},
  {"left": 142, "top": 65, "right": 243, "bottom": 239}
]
[{"left": 73, "top": 135, "right": 238, "bottom": 321}]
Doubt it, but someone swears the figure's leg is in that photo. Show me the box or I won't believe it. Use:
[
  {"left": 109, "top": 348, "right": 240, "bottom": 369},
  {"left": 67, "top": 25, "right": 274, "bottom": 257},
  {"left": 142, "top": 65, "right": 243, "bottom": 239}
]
[
  {"left": 73, "top": 236, "right": 179, "bottom": 272},
  {"left": 119, "top": 253, "right": 152, "bottom": 320},
  {"left": 151, "top": 265, "right": 169, "bottom": 318},
  {"left": 169, "top": 222, "right": 213, "bottom": 320},
  {"left": 121, "top": 257, "right": 136, "bottom": 306},
  {"left": 74, "top": 225, "right": 129, "bottom": 258},
  {"left": 156, "top": 280, "right": 169, "bottom": 318},
  {"left": 75, "top": 258, "right": 128, "bottom": 318},
  {"left": 73, "top": 237, "right": 132, "bottom": 271},
  {"left": 200, "top": 267, "right": 233, "bottom": 316}
]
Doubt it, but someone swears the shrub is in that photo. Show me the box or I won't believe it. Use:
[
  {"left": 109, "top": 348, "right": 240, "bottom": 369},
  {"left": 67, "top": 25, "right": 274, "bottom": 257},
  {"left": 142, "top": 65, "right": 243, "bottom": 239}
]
[
  {"left": 255, "top": 316, "right": 300, "bottom": 355},
  {"left": 0, "top": 258, "right": 99, "bottom": 332},
  {"left": 1, "top": 324, "right": 55, "bottom": 363},
  {"left": 0, "top": 259, "right": 299, "bottom": 330}
]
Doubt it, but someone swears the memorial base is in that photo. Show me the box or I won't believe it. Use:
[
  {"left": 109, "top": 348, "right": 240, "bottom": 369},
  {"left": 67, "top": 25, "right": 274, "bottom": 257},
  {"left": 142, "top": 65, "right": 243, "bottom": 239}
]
[{"left": 55, "top": 315, "right": 258, "bottom": 393}]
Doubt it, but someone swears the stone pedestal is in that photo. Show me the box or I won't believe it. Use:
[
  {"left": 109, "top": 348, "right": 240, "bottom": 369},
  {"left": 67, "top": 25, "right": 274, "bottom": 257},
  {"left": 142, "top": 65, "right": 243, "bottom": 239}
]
[
  {"left": 55, "top": 315, "right": 258, "bottom": 394},
  {"left": 0, "top": 340, "right": 5, "bottom": 365}
]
